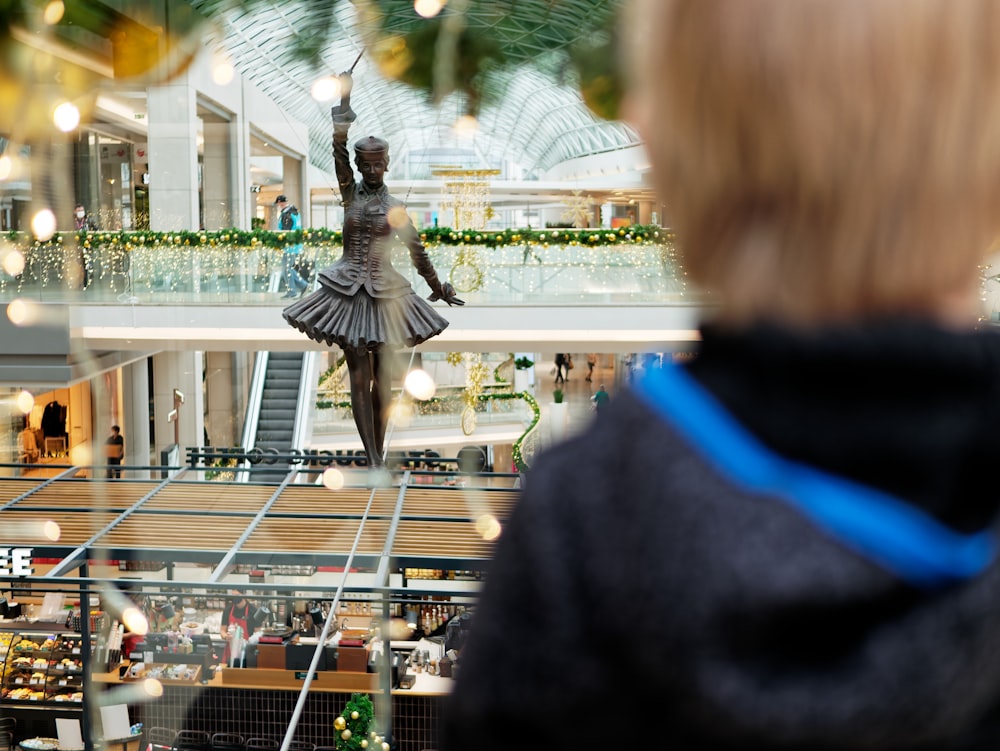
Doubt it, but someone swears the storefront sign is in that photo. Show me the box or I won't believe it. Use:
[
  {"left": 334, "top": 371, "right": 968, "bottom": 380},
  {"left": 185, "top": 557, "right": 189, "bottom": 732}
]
[
  {"left": 0, "top": 548, "right": 34, "bottom": 576},
  {"left": 189, "top": 446, "right": 445, "bottom": 469},
  {"left": 188, "top": 446, "right": 371, "bottom": 468}
]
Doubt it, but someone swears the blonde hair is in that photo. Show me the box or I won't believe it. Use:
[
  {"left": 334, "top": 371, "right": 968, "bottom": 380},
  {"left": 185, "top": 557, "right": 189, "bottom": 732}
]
[{"left": 626, "top": 0, "right": 1000, "bottom": 324}]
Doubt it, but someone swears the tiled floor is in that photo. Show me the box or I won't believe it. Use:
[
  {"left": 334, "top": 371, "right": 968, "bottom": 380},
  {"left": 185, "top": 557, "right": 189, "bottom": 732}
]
[{"left": 532, "top": 353, "right": 617, "bottom": 447}]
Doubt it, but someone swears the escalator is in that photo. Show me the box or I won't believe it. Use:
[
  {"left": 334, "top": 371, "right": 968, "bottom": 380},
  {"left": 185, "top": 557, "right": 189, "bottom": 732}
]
[
  {"left": 240, "top": 350, "right": 319, "bottom": 480},
  {"left": 257, "top": 351, "right": 303, "bottom": 453}
]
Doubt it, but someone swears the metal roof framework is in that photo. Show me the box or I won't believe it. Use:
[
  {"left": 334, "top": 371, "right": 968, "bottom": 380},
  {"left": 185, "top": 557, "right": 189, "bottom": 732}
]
[
  {"left": 0, "top": 466, "right": 519, "bottom": 599},
  {"left": 188, "top": 0, "right": 640, "bottom": 177}
]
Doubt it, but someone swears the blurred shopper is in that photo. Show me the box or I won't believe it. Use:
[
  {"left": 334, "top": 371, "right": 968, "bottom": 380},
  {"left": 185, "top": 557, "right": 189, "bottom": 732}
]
[
  {"left": 275, "top": 195, "right": 308, "bottom": 298},
  {"left": 553, "top": 352, "right": 567, "bottom": 384},
  {"left": 73, "top": 204, "right": 96, "bottom": 288},
  {"left": 105, "top": 424, "right": 124, "bottom": 478},
  {"left": 73, "top": 204, "right": 97, "bottom": 231},
  {"left": 590, "top": 384, "right": 609, "bottom": 414},
  {"left": 442, "top": 2, "right": 1000, "bottom": 749}
]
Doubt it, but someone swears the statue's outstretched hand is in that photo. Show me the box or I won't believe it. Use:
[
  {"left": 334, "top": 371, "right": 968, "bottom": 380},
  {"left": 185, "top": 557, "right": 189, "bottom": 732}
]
[
  {"left": 338, "top": 72, "right": 354, "bottom": 97},
  {"left": 429, "top": 282, "right": 465, "bottom": 306},
  {"left": 332, "top": 72, "right": 356, "bottom": 124}
]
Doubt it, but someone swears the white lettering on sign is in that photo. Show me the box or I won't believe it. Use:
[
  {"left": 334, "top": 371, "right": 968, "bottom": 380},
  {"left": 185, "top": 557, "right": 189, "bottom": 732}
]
[{"left": 0, "top": 548, "right": 34, "bottom": 576}]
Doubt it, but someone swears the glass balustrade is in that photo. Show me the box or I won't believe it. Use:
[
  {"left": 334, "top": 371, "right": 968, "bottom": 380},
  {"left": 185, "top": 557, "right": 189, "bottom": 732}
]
[{"left": 0, "top": 236, "right": 697, "bottom": 306}]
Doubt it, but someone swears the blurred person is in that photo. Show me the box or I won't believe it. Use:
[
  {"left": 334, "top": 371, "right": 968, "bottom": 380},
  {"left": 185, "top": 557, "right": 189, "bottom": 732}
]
[
  {"left": 73, "top": 204, "right": 97, "bottom": 231},
  {"left": 441, "top": 2, "right": 1000, "bottom": 749},
  {"left": 73, "top": 204, "right": 96, "bottom": 289},
  {"left": 220, "top": 590, "right": 257, "bottom": 665},
  {"left": 105, "top": 424, "right": 124, "bottom": 478},
  {"left": 283, "top": 72, "right": 463, "bottom": 478},
  {"left": 275, "top": 194, "right": 309, "bottom": 298},
  {"left": 591, "top": 383, "right": 610, "bottom": 414},
  {"left": 585, "top": 352, "right": 597, "bottom": 382},
  {"left": 17, "top": 419, "right": 38, "bottom": 464},
  {"left": 553, "top": 352, "right": 568, "bottom": 384}
]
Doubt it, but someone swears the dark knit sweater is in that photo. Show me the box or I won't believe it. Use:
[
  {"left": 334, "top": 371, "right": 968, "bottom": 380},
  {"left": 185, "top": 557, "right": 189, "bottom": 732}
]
[{"left": 440, "top": 320, "right": 1000, "bottom": 750}]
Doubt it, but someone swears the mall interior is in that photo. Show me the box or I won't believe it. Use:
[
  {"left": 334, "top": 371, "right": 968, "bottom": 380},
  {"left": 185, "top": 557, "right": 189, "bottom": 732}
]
[{"left": 0, "top": 2, "right": 707, "bottom": 751}]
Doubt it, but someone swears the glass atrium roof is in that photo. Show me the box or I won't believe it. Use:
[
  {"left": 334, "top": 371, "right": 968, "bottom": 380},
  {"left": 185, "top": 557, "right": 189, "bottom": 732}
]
[{"left": 188, "top": 0, "right": 640, "bottom": 177}]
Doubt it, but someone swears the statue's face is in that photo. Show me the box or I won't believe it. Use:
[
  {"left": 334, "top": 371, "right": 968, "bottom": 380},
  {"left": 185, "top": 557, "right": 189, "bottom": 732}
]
[{"left": 357, "top": 154, "right": 387, "bottom": 189}]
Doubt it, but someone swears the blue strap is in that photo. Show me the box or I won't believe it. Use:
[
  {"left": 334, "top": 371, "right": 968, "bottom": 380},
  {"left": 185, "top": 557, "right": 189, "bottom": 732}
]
[{"left": 633, "top": 364, "right": 995, "bottom": 588}]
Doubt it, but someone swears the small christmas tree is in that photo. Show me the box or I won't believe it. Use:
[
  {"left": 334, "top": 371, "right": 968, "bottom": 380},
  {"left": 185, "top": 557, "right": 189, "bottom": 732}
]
[{"left": 333, "top": 693, "right": 389, "bottom": 751}]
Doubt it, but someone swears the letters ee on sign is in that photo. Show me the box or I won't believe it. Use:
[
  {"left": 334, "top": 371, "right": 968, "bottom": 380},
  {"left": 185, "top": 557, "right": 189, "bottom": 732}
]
[{"left": 0, "top": 548, "right": 34, "bottom": 576}]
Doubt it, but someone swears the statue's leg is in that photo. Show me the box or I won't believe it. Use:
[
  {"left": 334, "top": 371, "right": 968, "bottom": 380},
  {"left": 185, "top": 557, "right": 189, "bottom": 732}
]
[
  {"left": 344, "top": 347, "right": 383, "bottom": 468},
  {"left": 370, "top": 348, "right": 391, "bottom": 455}
]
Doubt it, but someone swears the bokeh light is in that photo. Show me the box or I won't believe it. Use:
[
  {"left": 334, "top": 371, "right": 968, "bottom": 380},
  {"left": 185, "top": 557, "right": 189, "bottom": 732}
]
[
  {"left": 452, "top": 114, "right": 479, "bottom": 136},
  {"left": 53, "top": 101, "right": 80, "bottom": 132},
  {"left": 2, "top": 247, "right": 25, "bottom": 276},
  {"left": 7, "top": 299, "right": 33, "bottom": 326},
  {"left": 143, "top": 678, "right": 163, "bottom": 698},
  {"left": 70, "top": 444, "right": 92, "bottom": 466},
  {"left": 2, "top": 519, "right": 60, "bottom": 541},
  {"left": 212, "top": 54, "right": 235, "bottom": 85},
  {"left": 475, "top": 513, "right": 502, "bottom": 541},
  {"left": 122, "top": 607, "right": 149, "bottom": 636},
  {"left": 0, "top": 156, "right": 13, "bottom": 180},
  {"left": 43, "top": 521, "right": 61, "bottom": 541},
  {"left": 30, "top": 209, "right": 57, "bottom": 241},
  {"left": 42, "top": 1, "right": 65, "bottom": 24},
  {"left": 387, "top": 206, "right": 409, "bottom": 228},
  {"left": 414, "top": 0, "right": 445, "bottom": 18},
  {"left": 388, "top": 402, "right": 413, "bottom": 428},
  {"left": 322, "top": 467, "right": 345, "bottom": 490},
  {"left": 311, "top": 76, "right": 341, "bottom": 102},
  {"left": 404, "top": 368, "right": 436, "bottom": 400},
  {"left": 16, "top": 390, "right": 34, "bottom": 414}
]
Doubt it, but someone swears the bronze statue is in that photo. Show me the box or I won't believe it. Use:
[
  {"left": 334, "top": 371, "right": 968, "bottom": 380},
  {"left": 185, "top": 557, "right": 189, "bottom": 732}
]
[{"left": 283, "top": 72, "right": 463, "bottom": 477}]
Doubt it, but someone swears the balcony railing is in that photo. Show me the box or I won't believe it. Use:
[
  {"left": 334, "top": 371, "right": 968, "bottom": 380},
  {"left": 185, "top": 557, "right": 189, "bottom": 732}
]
[{"left": 0, "top": 226, "right": 697, "bottom": 306}]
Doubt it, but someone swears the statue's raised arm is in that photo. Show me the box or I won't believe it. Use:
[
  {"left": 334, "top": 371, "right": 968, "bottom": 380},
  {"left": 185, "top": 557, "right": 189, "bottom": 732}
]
[{"left": 332, "top": 72, "right": 356, "bottom": 206}]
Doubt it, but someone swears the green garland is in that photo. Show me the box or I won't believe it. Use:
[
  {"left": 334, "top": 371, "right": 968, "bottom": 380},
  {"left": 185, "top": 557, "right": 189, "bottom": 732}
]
[
  {"left": 511, "top": 391, "right": 541, "bottom": 472},
  {"left": 3, "top": 225, "right": 670, "bottom": 251}
]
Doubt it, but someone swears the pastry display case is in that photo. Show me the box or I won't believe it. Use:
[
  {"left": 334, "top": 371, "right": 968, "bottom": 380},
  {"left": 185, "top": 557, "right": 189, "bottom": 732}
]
[{"left": 0, "top": 632, "right": 84, "bottom": 704}]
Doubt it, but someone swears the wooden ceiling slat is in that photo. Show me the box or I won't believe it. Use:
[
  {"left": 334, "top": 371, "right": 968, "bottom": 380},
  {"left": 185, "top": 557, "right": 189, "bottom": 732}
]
[
  {"left": 270, "top": 488, "right": 398, "bottom": 516},
  {"left": 0, "top": 478, "right": 518, "bottom": 564},
  {"left": 244, "top": 518, "right": 389, "bottom": 553},
  {"left": 0, "top": 479, "right": 49, "bottom": 503},
  {"left": 95, "top": 513, "right": 250, "bottom": 550},
  {"left": 0, "top": 509, "right": 120, "bottom": 544}
]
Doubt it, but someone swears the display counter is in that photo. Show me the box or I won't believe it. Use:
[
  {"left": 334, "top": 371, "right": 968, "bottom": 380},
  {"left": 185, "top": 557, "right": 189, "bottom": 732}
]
[
  {"left": 0, "top": 630, "right": 86, "bottom": 705},
  {"left": 92, "top": 662, "right": 450, "bottom": 696}
]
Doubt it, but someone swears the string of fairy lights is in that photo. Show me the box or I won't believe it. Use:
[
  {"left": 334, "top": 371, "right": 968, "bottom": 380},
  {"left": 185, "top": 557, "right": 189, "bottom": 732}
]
[{"left": 0, "top": 226, "right": 680, "bottom": 298}]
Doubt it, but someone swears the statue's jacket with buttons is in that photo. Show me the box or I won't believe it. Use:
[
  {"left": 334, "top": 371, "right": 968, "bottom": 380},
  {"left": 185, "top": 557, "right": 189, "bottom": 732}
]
[{"left": 319, "top": 131, "right": 443, "bottom": 299}]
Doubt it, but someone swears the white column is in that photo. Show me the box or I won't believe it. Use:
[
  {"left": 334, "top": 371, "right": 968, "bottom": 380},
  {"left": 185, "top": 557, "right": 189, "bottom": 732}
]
[
  {"left": 204, "top": 351, "right": 239, "bottom": 448},
  {"left": 202, "top": 121, "right": 232, "bottom": 230},
  {"left": 125, "top": 358, "right": 151, "bottom": 478},
  {"left": 152, "top": 351, "right": 204, "bottom": 463},
  {"left": 282, "top": 155, "right": 304, "bottom": 210},
  {"left": 147, "top": 82, "right": 200, "bottom": 231},
  {"left": 233, "top": 89, "right": 253, "bottom": 230}
]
